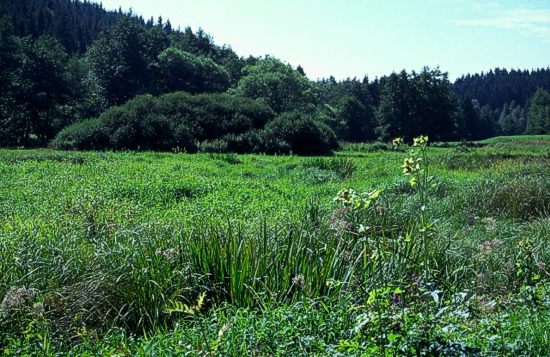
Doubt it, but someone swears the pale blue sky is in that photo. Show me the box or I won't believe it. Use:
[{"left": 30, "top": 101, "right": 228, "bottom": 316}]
[{"left": 93, "top": 0, "right": 550, "bottom": 80}]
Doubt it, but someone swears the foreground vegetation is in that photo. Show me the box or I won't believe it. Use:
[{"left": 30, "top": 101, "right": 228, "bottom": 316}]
[{"left": 1, "top": 136, "right": 549, "bottom": 355}]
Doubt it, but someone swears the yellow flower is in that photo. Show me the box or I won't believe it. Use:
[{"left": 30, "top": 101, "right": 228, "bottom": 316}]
[
  {"left": 401, "top": 157, "right": 419, "bottom": 175},
  {"left": 413, "top": 135, "right": 429, "bottom": 147},
  {"left": 392, "top": 137, "right": 403, "bottom": 147},
  {"left": 334, "top": 188, "right": 353, "bottom": 204}
]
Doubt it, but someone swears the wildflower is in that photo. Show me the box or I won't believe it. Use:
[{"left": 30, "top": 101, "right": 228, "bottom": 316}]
[
  {"left": 1, "top": 287, "right": 37, "bottom": 314},
  {"left": 218, "top": 323, "right": 231, "bottom": 337},
  {"left": 163, "top": 248, "right": 179, "bottom": 261},
  {"left": 475, "top": 271, "right": 490, "bottom": 285},
  {"left": 335, "top": 188, "right": 382, "bottom": 210},
  {"left": 328, "top": 207, "right": 353, "bottom": 234},
  {"left": 536, "top": 261, "right": 549, "bottom": 276},
  {"left": 392, "top": 137, "right": 404, "bottom": 147},
  {"left": 156, "top": 247, "right": 180, "bottom": 262},
  {"left": 292, "top": 274, "right": 305, "bottom": 288},
  {"left": 33, "top": 302, "right": 45, "bottom": 316},
  {"left": 391, "top": 293, "right": 402, "bottom": 306},
  {"left": 334, "top": 188, "right": 354, "bottom": 206},
  {"left": 402, "top": 157, "right": 419, "bottom": 175},
  {"left": 413, "top": 135, "right": 429, "bottom": 147},
  {"left": 477, "top": 239, "right": 502, "bottom": 256},
  {"left": 411, "top": 274, "right": 420, "bottom": 287},
  {"left": 481, "top": 217, "right": 497, "bottom": 233}
]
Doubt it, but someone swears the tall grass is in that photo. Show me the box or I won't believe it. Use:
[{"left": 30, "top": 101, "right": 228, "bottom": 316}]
[{"left": 0, "top": 136, "right": 549, "bottom": 354}]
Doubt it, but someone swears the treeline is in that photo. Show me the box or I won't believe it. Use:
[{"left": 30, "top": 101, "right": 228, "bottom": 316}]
[
  {"left": 452, "top": 68, "right": 550, "bottom": 137},
  {"left": 453, "top": 68, "right": 550, "bottom": 109},
  {"left": 0, "top": 0, "right": 123, "bottom": 53},
  {"left": 0, "top": 0, "right": 549, "bottom": 154}
]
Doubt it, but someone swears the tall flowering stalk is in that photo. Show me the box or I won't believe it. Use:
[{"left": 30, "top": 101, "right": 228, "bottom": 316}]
[{"left": 400, "top": 135, "right": 432, "bottom": 280}]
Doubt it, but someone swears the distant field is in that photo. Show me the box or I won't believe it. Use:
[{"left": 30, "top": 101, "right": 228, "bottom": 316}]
[
  {"left": 479, "top": 134, "right": 550, "bottom": 143},
  {"left": 1, "top": 136, "right": 549, "bottom": 355}
]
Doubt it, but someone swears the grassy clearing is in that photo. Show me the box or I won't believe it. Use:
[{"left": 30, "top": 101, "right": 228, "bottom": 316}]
[{"left": 0, "top": 136, "right": 549, "bottom": 355}]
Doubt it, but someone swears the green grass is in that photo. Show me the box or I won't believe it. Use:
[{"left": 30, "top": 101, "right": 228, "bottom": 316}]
[
  {"left": 0, "top": 135, "right": 549, "bottom": 355},
  {"left": 479, "top": 134, "right": 550, "bottom": 143}
]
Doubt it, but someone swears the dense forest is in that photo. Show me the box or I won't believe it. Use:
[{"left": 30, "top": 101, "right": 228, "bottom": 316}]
[{"left": 1, "top": 0, "right": 549, "bottom": 154}]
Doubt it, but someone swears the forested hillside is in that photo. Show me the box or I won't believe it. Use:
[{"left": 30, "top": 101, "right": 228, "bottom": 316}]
[
  {"left": 0, "top": 0, "right": 549, "bottom": 153},
  {"left": 0, "top": 0, "right": 120, "bottom": 53},
  {"left": 453, "top": 68, "right": 550, "bottom": 109}
]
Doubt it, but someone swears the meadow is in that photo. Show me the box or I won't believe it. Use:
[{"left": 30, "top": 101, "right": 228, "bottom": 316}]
[{"left": 0, "top": 136, "right": 549, "bottom": 355}]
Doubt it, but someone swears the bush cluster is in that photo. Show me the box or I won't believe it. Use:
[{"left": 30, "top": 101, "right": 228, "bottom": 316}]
[{"left": 52, "top": 92, "right": 338, "bottom": 155}]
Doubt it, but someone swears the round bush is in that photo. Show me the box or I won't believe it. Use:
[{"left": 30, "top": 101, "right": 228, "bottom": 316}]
[
  {"left": 174, "top": 125, "right": 198, "bottom": 153},
  {"left": 264, "top": 112, "right": 338, "bottom": 155},
  {"left": 51, "top": 118, "right": 109, "bottom": 150}
]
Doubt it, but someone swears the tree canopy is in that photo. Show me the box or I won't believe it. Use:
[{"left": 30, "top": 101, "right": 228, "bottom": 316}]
[
  {"left": 233, "top": 58, "right": 318, "bottom": 114},
  {"left": 526, "top": 88, "right": 550, "bottom": 134},
  {"left": 0, "top": 0, "right": 549, "bottom": 152}
]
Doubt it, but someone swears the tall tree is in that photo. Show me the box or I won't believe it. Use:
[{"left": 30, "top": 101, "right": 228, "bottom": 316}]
[
  {"left": 526, "top": 88, "right": 550, "bottom": 134},
  {"left": 410, "top": 68, "right": 458, "bottom": 140},
  {"left": 375, "top": 71, "right": 414, "bottom": 140},
  {"left": 151, "top": 47, "right": 230, "bottom": 94},
  {"left": 88, "top": 17, "right": 149, "bottom": 106},
  {"left": 233, "top": 57, "right": 318, "bottom": 113},
  {"left": 457, "top": 97, "right": 478, "bottom": 140},
  {"left": 376, "top": 68, "right": 458, "bottom": 141},
  {"left": 477, "top": 104, "right": 498, "bottom": 139},
  {"left": 337, "top": 95, "right": 375, "bottom": 141},
  {"left": 18, "top": 35, "right": 72, "bottom": 144},
  {"left": 0, "top": 17, "right": 25, "bottom": 145},
  {"left": 498, "top": 101, "right": 526, "bottom": 135},
  {"left": 453, "top": 67, "right": 550, "bottom": 110},
  {"left": 0, "top": 0, "right": 122, "bottom": 53}
]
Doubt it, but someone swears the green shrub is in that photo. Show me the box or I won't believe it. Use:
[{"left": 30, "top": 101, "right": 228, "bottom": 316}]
[
  {"left": 173, "top": 125, "right": 198, "bottom": 153},
  {"left": 51, "top": 118, "right": 109, "bottom": 150},
  {"left": 222, "top": 132, "right": 256, "bottom": 154},
  {"left": 157, "top": 92, "right": 275, "bottom": 141},
  {"left": 51, "top": 92, "right": 280, "bottom": 153},
  {"left": 100, "top": 95, "right": 177, "bottom": 150},
  {"left": 264, "top": 112, "right": 338, "bottom": 155},
  {"left": 106, "top": 113, "right": 175, "bottom": 151}
]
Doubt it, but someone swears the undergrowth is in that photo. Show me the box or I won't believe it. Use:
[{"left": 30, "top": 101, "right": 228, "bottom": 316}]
[{"left": 0, "top": 136, "right": 549, "bottom": 355}]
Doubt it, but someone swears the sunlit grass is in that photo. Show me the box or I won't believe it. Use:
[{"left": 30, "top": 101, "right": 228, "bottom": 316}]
[{"left": 0, "top": 136, "right": 549, "bottom": 355}]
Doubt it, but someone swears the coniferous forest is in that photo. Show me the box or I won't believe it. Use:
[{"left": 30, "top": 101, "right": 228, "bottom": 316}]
[{"left": 1, "top": 0, "right": 550, "bottom": 153}]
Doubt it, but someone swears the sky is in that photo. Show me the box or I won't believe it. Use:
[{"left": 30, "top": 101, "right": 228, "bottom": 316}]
[{"left": 92, "top": 0, "right": 550, "bottom": 81}]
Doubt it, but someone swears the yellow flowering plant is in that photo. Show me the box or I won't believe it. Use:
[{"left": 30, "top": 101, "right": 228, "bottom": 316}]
[
  {"left": 334, "top": 188, "right": 383, "bottom": 210},
  {"left": 392, "top": 137, "right": 404, "bottom": 149},
  {"left": 401, "top": 135, "right": 434, "bottom": 280}
]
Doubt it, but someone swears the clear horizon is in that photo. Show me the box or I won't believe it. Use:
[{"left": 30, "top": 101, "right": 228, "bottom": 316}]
[{"left": 92, "top": 0, "right": 550, "bottom": 81}]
